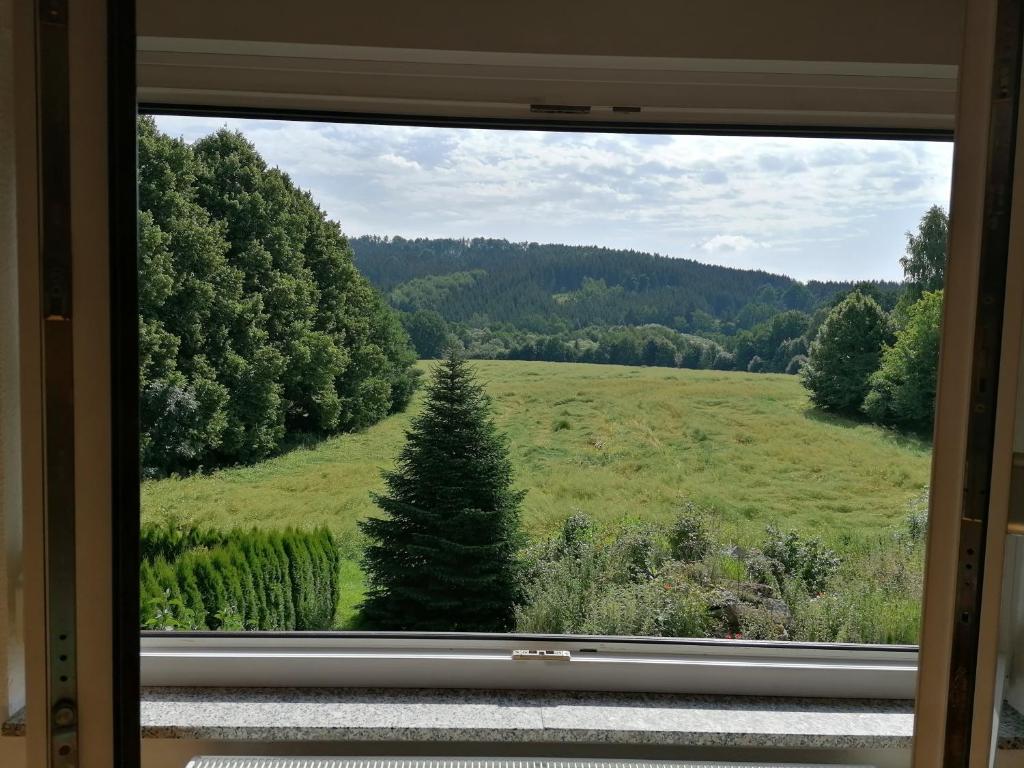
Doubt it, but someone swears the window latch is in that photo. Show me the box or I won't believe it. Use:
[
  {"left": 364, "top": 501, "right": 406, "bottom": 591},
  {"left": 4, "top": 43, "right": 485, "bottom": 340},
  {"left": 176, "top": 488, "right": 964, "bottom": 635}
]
[{"left": 512, "top": 649, "right": 571, "bottom": 661}]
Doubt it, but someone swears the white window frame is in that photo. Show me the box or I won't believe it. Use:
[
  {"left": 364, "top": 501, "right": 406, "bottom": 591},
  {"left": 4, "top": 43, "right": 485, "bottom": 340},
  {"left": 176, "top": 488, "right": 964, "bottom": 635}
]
[
  {"left": 128, "top": 27, "right": 1016, "bottom": 710},
  {"left": 134, "top": 105, "right": 944, "bottom": 701},
  {"left": 140, "top": 632, "right": 919, "bottom": 698}
]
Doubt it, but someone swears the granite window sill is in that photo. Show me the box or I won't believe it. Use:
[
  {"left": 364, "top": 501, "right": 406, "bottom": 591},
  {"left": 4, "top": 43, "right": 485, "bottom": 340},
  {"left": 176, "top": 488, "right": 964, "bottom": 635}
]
[{"left": 5, "top": 688, "right": 1024, "bottom": 751}]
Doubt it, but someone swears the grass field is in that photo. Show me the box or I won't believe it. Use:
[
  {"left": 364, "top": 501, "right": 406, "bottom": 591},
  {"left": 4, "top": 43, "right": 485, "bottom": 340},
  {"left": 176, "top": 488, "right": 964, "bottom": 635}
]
[{"left": 142, "top": 360, "right": 932, "bottom": 629}]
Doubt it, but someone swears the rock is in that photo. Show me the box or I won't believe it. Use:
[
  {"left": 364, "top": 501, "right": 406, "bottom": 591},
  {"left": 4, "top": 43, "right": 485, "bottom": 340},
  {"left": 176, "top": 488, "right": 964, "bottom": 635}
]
[{"left": 708, "top": 582, "right": 792, "bottom": 638}]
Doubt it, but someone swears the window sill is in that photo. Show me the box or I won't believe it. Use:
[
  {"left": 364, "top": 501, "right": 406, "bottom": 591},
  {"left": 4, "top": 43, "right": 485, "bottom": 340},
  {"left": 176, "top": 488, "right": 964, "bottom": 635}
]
[{"left": 6, "top": 689, "right": 1024, "bottom": 751}]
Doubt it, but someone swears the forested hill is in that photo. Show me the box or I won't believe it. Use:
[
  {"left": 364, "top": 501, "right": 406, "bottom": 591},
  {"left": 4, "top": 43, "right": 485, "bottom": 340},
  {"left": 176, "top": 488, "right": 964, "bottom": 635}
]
[{"left": 350, "top": 235, "right": 897, "bottom": 333}]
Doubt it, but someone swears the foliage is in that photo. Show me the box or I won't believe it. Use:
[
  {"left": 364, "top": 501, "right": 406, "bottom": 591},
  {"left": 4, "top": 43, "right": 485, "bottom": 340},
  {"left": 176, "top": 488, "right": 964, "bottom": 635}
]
[
  {"left": 901, "top": 487, "right": 930, "bottom": 545},
  {"left": 900, "top": 205, "right": 948, "bottom": 300},
  {"left": 514, "top": 511, "right": 919, "bottom": 644},
  {"left": 801, "top": 290, "right": 891, "bottom": 413},
  {"left": 137, "top": 117, "right": 417, "bottom": 476},
  {"left": 360, "top": 352, "right": 525, "bottom": 631},
  {"left": 753, "top": 525, "right": 840, "bottom": 595},
  {"left": 400, "top": 309, "right": 452, "bottom": 358},
  {"left": 143, "top": 360, "right": 933, "bottom": 635},
  {"left": 352, "top": 235, "right": 892, "bottom": 337},
  {"left": 668, "top": 504, "right": 713, "bottom": 562},
  {"left": 504, "top": 324, "right": 728, "bottom": 370},
  {"left": 140, "top": 522, "right": 339, "bottom": 631},
  {"left": 785, "top": 354, "right": 808, "bottom": 375},
  {"left": 515, "top": 515, "right": 717, "bottom": 638},
  {"left": 863, "top": 290, "right": 943, "bottom": 434}
]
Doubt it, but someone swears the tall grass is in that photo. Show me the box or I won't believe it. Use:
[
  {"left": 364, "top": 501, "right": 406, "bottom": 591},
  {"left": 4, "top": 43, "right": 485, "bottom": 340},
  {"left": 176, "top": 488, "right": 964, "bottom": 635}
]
[{"left": 141, "top": 360, "right": 932, "bottom": 634}]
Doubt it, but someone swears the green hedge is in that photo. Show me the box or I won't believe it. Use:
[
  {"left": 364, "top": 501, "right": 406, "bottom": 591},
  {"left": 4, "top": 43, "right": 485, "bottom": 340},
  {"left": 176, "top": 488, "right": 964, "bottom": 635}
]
[{"left": 140, "top": 523, "right": 340, "bottom": 631}]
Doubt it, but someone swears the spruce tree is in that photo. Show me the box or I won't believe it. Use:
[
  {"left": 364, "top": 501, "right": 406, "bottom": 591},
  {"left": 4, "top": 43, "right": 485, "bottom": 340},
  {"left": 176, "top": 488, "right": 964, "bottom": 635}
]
[{"left": 359, "top": 352, "right": 524, "bottom": 631}]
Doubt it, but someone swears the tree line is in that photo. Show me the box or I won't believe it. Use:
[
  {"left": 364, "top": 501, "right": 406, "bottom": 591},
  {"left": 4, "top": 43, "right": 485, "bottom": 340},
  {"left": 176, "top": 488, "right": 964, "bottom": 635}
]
[
  {"left": 352, "top": 235, "right": 900, "bottom": 337},
  {"left": 802, "top": 206, "right": 948, "bottom": 433},
  {"left": 138, "top": 118, "right": 418, "bottom": 477}
]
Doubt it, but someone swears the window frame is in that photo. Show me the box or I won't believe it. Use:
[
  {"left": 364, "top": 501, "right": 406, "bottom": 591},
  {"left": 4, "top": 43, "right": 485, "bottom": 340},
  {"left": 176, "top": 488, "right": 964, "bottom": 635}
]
[
  {"left": 131, "top": 104, "right": 953, "bottom": 699},
  {"left": 140, "top": 631, "right": 919, "bottom": 698}
]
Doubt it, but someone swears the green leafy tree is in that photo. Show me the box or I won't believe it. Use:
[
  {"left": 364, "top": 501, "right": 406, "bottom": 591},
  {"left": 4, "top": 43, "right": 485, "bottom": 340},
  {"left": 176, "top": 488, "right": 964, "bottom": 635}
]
[
  {"left": 900, "top": 205, "right": 948, "bottom": 299},
  {"left": 801, "top": 291, "right": 890, "bottom": 413},
  {"left": 137, "top": 117, "right": 417, "bottom": 475},
  {"left": 360, "top": 352, "right": 525, "bottom": 631},
  {"left": 401, "top": 309, "right": 451, "bottom": 358},
  {"left": 863, "top": 290, "right": 943, "bottom": 432}
]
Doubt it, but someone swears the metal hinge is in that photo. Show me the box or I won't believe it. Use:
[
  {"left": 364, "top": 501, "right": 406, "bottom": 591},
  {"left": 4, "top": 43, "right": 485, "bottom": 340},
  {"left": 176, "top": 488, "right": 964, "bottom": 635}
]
[
  {"left": 37, "top": 0, "right": 78, "bottom": 765},
  {"left": 511, "top": 649, "right": 571, "bottom": 661}
]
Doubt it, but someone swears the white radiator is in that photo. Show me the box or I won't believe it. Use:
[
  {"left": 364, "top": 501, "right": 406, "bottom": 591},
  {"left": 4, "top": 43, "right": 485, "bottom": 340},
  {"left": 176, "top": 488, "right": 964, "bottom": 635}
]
[{"left": 186, "top": 759, "right": 872, "bottom": 768}]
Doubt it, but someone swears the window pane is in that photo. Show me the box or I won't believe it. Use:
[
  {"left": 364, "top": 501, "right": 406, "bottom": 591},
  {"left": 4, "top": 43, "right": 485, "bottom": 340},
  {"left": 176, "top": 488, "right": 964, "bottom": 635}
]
[{"left": 138, "top": 114, "right": 951, "bottom": 643}]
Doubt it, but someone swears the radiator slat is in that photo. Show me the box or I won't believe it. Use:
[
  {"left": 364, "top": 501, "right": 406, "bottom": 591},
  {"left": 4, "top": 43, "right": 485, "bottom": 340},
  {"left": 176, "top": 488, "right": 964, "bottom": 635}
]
[{"left": 187, "top": 759, "right": 872, "bottom": 768}]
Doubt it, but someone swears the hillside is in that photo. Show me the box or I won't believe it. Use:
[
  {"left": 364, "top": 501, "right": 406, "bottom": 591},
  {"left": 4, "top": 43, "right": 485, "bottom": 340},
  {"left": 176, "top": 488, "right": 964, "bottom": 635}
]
[{"left": 350, "top": 235, "right": 902, "bottom": 334}]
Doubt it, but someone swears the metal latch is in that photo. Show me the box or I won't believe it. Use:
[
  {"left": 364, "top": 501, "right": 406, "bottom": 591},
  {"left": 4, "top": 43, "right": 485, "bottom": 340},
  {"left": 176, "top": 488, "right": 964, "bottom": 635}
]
[
  {"left": 511, "top": 649, "right": 571, "bottom": 661},
  {"left": 529, "top": 104, "right": 591, "bottom": 115}
]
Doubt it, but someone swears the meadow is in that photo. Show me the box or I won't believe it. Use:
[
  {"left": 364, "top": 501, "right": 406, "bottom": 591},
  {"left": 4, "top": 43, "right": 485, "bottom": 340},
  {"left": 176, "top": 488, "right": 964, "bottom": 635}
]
[{"left": 141, "top": 359, "right": 932, "bottom": 633}]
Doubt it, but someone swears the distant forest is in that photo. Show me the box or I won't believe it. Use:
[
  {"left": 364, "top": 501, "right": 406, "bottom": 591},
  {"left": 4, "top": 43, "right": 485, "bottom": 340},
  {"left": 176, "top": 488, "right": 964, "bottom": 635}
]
[{"left": 351, "top": 235, "right": 903, "bottom": 374}]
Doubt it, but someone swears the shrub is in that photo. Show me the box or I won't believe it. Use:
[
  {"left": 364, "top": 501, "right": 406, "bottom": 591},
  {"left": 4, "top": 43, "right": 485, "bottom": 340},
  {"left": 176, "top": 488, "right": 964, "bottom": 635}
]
[
  {"left": 668, "top": 504, "right": 713, "bottom": 562},
  {"left": 140, "top": 519, "right": 224, "bottom": 561},
  {"left": 785, "top": 354, "right": 808, "bottom": 375},
  {"left": 755, "top": 525, "right": 840, "bottom": 595},
  {"left": 608, "top": 523, "right": 667, "bottom": 582},
  {"left": 515, "top": 515, "right": 715, "bottom": 638},
  {"left": 901, "top": 487, "right": 930, "bottom": 545},
  {"left": 140, "top": 522, "right": 339, "bottom": 631}
]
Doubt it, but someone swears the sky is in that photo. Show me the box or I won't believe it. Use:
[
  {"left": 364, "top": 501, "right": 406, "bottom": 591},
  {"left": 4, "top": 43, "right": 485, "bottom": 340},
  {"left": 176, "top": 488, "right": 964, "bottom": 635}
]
[{"left": 155, "top": 115, "right": 954, "bottom": 283}]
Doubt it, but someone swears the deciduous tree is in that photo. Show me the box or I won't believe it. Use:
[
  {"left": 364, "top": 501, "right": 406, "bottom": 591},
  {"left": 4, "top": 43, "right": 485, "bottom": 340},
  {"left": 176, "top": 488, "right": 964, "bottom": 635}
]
[{"left": 801, "top": 291, "right": 890, "bottom": 413}]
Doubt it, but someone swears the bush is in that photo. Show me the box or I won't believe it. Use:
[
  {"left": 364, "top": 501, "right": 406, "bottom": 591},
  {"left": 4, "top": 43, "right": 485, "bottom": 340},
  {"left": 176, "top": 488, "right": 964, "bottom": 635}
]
[
  {"left": 785, "top": 354, "right": 808, "bottom": 375},
  {"left": 901, "top": 487, "right": 930, "bottom": 545},
  {"left": 754, "top": 525, "right": 840, "bottom": 595},
  {"left": 515, "top": 514, "right": 716, "bottom": 637},
  {"left": 140, "top": 522, "right": 339, "bottom": 631},
  {"left": 668, "top": 505, "right": 713, "bottom": 562},
  {"left": 608, "top": 523, "right": 667, "bottom": 582}
]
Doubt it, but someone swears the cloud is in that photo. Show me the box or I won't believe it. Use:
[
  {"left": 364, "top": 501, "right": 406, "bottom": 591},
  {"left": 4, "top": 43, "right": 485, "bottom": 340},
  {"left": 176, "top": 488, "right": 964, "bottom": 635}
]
[
  {"left": 698, "top": 235, "right": 765, "bottom": 254},
  {"left": 153, "top": 115, "right": 954, "bottom": 281}
]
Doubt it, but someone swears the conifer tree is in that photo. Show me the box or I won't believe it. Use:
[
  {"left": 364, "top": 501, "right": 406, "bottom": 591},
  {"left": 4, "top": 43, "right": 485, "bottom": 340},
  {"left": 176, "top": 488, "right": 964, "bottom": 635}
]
[{"left": 360, "top": 352, "right": 524, "bottom": 631}]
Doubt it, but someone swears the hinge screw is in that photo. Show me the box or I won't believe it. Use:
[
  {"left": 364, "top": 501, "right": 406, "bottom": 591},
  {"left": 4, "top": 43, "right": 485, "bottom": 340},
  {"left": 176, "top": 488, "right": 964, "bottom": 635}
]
[{"left": 54, "top": 705, "right": 76, "bottom": 728}]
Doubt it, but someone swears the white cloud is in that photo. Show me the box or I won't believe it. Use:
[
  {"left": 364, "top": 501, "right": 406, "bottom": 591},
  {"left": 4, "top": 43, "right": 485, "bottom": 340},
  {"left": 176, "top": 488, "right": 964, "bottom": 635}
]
[{"left": 699, "top": 235, "right": 765, "bottom": 254}]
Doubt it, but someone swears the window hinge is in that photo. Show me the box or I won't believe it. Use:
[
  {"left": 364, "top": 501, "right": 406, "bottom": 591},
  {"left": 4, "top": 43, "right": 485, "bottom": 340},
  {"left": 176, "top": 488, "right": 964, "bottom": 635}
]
[{"left": 511, "top": 649, "right": 571, "bottom": 662}]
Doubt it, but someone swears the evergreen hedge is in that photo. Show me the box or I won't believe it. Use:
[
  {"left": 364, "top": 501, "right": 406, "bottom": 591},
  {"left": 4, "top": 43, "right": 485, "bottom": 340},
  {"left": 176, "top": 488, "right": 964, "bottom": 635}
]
[{"left": 140, "top": 523, "right": 339, "bottom": 631}]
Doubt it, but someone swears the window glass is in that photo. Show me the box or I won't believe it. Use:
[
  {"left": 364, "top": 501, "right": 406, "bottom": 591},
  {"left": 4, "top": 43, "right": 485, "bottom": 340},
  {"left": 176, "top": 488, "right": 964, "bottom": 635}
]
[{"left": 138, "top": 115, "right": 952, "bottom": 644}]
